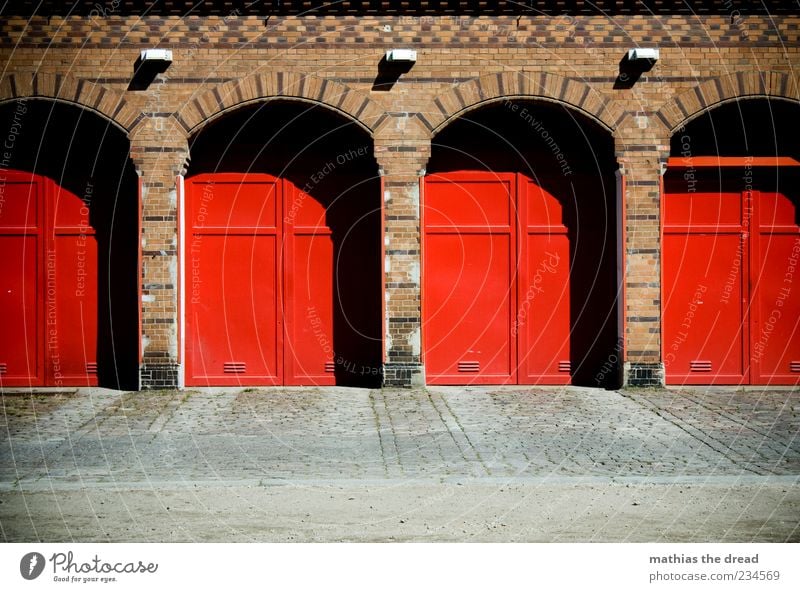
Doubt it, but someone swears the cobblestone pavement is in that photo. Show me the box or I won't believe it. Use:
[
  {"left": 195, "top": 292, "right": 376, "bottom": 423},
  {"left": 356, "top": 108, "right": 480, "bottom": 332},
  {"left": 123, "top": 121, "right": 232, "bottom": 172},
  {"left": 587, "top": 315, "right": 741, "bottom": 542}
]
[{"left": 1, "top": 386, "right": 798, "bottom": 541}]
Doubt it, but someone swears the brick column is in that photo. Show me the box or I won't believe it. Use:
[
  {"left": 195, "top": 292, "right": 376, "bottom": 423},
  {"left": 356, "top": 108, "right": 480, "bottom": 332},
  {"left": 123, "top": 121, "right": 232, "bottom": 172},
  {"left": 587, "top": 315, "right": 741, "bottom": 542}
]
[
  {"left": 374, "top": 120, "right": 431, "bottom": 387},
  {"left": 615, "top": 121, "right": 671, "bottom": 387},
  {"left": 130, "top": 116, "right": 190, "bottom": 389}
]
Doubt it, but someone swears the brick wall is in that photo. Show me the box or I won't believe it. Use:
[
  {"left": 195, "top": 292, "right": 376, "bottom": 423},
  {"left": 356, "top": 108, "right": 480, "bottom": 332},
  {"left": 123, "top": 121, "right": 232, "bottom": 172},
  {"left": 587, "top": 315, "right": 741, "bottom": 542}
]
[{"left": 1, "top": 10, "right": 798, "bottom": 388}]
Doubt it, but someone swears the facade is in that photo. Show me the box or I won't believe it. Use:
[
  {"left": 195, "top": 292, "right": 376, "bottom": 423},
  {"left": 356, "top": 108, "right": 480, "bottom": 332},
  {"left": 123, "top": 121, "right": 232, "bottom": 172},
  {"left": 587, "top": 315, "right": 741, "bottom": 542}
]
[{"left": 0, "top": 1, "right": 798, "bottom": 390}]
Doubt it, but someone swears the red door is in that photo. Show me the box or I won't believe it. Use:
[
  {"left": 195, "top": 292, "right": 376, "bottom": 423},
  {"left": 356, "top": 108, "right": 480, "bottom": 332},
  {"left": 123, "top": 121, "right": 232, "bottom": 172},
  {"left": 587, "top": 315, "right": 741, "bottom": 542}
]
[
  {"left": 0, "top": 173, "right": 43, "bottom": 385},
  {"left": 50, "top": 182, "right": 99, "bottom": 386},
  {"left": 0, "top": 170, "right": 99, "bottom": 387},
  {"left": 517, "top": 177, "right": 571, "bottom": 384},
  {"left": 663, "top": 186, "right": 800, "bottom": 385},
  {"left": 283, "top": 181, "right": 335, "bottom": 385},
  {"left": 423, "top": 172, "right": 517, "bottom": 384},
  {"left": 186, "top": 174, "right": 282, "bottom": 386},
  {"left": 185, "top": 173, "right": 339, "bottom": 386},
  {"left": 422, "top": 171, "right": 573, "bottom": 385}
]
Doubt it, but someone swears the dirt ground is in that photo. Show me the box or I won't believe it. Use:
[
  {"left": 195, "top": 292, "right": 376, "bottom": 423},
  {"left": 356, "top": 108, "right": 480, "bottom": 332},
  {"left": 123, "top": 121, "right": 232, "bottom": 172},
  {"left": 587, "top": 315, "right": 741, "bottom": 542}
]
[{"left": 2, "top": 479, "right": 797, "bottom": 542}]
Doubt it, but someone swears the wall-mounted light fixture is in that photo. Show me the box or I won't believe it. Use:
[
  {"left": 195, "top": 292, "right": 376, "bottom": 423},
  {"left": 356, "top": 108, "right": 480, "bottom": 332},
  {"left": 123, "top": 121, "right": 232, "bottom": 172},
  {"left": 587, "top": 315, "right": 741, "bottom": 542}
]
[
  {"left": 626, "top": 48, "right": 660, "bottom": 63},
  {"left": 385, "top": 49, "right": 417, "bottom": 63},
  {"left": 140, "top": 49, "right": 173, "bottom": 64},
  {"left": 373, "top": 50, "right": 417, "bottom": 91},
  {"left": 128, "top": 49, "right": 173, "bottom": 91},
  {"left": 615, "top": 48, "right": 659, "bottom": 90}
]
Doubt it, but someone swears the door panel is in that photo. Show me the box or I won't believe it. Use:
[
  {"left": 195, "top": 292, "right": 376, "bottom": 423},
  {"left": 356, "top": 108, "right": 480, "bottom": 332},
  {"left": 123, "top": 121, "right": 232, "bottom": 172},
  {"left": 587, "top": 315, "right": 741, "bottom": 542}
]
[
  {"left": 188, "top": 234, "right": 281, "bottom": 385},
  {"left": 186, "top": 175, "right": 281, "bottom": 386},
  {"left": 0, "top": 177, "right": 42, "bottom": 385},
  {"left": 751, "top": 191, "right": 800, "bottom": 384},
  {"left": 284, "top": 231, "right": 335, "bottom": 385},
  {"left": 425, "top": 177, "right": 512, "bottom": 227},
  {"left": 518, "top": 179, "right": 571, "bottom": 384},
  {"left": 519, "top": 233, "right": 571, "bottom": 383},
  {"left": 51, "top": 185, "right": 98, "bottom": 386},
  {"left": 425, "top": 232, "right": 514, "bottom": 383},
  {"left": 191, "top": 179, "right": 279, "bottom": 229},
  {"left": 663, "top": 233, "right": 747, "bottom": 383},
  {"left": 51, "top": 233, "right": 98, "bottom": 386},
  {"left": 283, "top": 181, "right": 335, "bottom": 385},
  {"left": 423, "top": 174, "right": 515, "bottom": 384},
  {"left": 0, "top": 235, "right": 40, "bottom": 384}
]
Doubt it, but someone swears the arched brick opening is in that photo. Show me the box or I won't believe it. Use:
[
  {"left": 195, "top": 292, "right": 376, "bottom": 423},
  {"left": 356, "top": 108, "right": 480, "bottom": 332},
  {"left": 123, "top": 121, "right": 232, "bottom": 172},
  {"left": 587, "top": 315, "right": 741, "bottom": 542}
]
[
  {"left": 0, "top": 98, "right": 139, "bottom": 389},
  {"left": 656, "top": 71, "right": 800, "bottom": 133},
  {"left": 423, "top": 71, "right": 622, "bottom": 137},
  {"left": 0, "top": 72, "right": 141, "bottom": 132},
  {"left": 176, "top": 72, "right": 387, "bottom": 136},
  {"left": 662, "top": 97, "right": 800, "bottom": 386},
  {"left": 183, "top": 100, "right": 382, "bottom": 387},
  {"left": 423, "top": 98, "right": 621, "bottom": 387}
]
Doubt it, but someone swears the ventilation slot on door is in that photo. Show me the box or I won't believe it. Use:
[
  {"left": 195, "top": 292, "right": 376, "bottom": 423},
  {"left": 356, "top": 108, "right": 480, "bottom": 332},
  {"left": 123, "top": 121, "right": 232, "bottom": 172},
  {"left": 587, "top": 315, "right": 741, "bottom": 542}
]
[
  {"left": 558, "top": 361, "right": 571, "bottom": 373},
  {"left": 325, "top": 361, "right": 336, "bottom": 373},
  {"left": 690, "top": 360, "right": 712, "bottom": 372},
  {"left": 458, "top": 361, "right": 480, "bottom": 373},
  {"left": 790, "top": 361, "right": 800, "bottom": 373},
  {"left": 0, "top": 363, "right": 6, "bottom": 375},
  {"left": 85, "top": 362, "right": 98, "bottom": 374},
  {"left": 223, "top": 362, "right": 247, "bottom": 374}
]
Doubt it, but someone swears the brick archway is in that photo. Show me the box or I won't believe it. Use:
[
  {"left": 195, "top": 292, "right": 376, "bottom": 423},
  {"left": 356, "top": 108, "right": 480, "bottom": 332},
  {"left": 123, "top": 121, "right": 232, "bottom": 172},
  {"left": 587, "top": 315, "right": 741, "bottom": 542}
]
[
  {"left": 656, "top": 71, "right": 800, "bottom": 132},
  {"left": 0, "top": 71, "right": 141, "bottom": 132},
  {"left": 423, "top": 71, "right": 622, "bottom": 135},
  {"left": 175, "top": 72, "right": 387, "bottom": 135}
]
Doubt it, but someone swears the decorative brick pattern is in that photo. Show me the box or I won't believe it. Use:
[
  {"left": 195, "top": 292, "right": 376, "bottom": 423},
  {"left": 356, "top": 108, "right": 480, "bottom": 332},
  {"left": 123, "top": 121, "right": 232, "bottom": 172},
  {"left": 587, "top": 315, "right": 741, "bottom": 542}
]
[
  {"left": 2, "top": 15, "right": 798, "bottom": 48},
  {"left": 139, "top": 363, "right": 180, "bottom": 390}
]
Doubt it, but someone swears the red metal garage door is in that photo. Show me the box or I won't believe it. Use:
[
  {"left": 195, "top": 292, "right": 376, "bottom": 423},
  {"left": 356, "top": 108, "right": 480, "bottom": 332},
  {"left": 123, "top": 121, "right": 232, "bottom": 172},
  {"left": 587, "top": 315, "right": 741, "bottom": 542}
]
[
  {"left": 0, "top": 170, "right": 99, "bottom": 387},
  {"left": 422, "top": 171, "right": 571, "bottom": 385},
  {"left": 663, "top": 187, "right": 800, "bottom": 385},
  {"left": 185, "top": 173, "right": 337, "bottom": 386}
]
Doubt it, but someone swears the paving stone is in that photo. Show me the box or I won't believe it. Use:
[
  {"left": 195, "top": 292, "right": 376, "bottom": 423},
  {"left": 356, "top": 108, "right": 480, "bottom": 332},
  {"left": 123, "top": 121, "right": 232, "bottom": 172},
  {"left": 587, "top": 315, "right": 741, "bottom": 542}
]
[{"left": 1, "top": 386, "right": 798, "bottom": 489}]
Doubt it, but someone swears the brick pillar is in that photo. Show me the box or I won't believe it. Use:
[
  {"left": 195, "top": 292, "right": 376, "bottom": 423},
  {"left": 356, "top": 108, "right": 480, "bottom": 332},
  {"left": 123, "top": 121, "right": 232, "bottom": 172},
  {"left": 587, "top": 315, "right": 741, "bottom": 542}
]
[
  {"left": 374, "top": 122, "right": 431, "bottom": 387},
  {"left": 130, "top": 116, "right": 189, "bottom": 389},
  {"left": 615, "top": 121, "right": 671, "bottom": 387}
]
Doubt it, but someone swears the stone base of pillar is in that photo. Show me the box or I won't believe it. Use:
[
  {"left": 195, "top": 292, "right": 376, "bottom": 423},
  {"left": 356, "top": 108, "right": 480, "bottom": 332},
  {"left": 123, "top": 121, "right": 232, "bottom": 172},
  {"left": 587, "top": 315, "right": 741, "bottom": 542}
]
[
  {"left": 382, "top": 363, "right": 425, "bottom": 388},
  {"left": 623, "top": 362, "right": 665, "bottom": 387},
  {"left": 140, "top": 363, "right": 180, "bottom": 389}
]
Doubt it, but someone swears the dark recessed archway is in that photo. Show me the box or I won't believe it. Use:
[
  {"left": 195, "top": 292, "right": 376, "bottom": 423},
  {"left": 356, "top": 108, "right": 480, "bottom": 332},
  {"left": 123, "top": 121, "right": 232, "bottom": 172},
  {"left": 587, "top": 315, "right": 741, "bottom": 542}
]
[
  {"left": 663, "top": 98, "right": 800, "bottom": 386},
  {"left": 185, "top": 101, "right": 382, "bottom": 387},
  {"left": 426, "top": 100, "right": 620, "bottom": 388},
  {"left": 0, "top": 99, "right": 139, "bottom": 389},
  {"left": 671, "top": 98, "right": 800, "bottom": 161}
]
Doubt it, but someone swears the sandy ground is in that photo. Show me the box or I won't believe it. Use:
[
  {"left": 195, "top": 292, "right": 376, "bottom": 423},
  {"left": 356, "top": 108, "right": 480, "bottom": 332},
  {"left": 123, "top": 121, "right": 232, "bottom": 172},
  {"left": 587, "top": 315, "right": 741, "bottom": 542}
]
[{"left": 2, "top": 479, "right": 798, "bottom": 542}]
